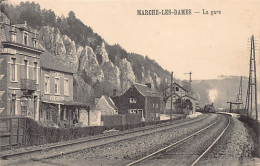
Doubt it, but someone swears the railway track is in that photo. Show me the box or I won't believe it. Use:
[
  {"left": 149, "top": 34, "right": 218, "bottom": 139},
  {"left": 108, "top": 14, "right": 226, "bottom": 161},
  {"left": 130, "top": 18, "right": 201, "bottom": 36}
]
[
  {"left": 126, "top": 114, "right": 230, "bottom": 166},
  {"left": 0, "top": 114, "right": 209, "bottom": 160}
]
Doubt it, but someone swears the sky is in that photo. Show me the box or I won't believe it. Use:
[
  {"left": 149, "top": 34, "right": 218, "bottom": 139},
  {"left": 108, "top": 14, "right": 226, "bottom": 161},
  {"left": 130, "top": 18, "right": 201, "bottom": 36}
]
[{"left": 9, "top": 0, "right": 260, "bottom": 80}]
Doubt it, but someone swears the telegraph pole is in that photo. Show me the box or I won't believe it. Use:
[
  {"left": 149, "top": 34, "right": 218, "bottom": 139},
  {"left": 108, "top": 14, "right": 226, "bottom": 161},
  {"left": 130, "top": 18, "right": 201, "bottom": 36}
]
[
  {"left": 170, "top": 72, "right": 173, "bottom": 122},
  {"left": 184, "top": 71, "right": 192, "bottom": 90},
  {"left": 236, "top": 76, "right": 243, "bottom": 109},
  {"left": 245, "top": 35, "right": 258, "bottom": 120}
]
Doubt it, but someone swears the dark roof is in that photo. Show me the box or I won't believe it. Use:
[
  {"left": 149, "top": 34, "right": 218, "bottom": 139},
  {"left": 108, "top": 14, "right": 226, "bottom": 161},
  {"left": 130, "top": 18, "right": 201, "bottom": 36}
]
[
  {"left": 41, "top": 50, "right": 75, "bottom": 74},
  {"left": 104, "top": 96, "right": 117, "bottom": 110},
  {"left": 110, "top": 96, "right": 120, "bottom": 108},
  {"left": 133, "top": 83, "right": 159, "bottom": 97}
]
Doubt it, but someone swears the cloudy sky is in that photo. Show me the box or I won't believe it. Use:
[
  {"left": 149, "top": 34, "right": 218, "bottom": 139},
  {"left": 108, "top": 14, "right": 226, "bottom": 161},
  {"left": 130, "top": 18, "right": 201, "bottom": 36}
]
[{"left": 10, "top": 0, "right": 260, "bottom": 80}]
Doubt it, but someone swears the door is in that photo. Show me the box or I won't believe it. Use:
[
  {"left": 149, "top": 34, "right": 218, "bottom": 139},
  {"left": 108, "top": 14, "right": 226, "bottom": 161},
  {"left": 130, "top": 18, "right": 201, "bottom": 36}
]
[{"left": 34, "top": 96, "right": 37, "bottom": 119}]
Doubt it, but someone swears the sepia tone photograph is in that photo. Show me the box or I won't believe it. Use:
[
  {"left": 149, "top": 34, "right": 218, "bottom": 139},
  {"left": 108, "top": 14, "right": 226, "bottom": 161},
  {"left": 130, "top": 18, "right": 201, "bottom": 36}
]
[{"left": 0, "top": 0, "right": 259, "bottom": 165}]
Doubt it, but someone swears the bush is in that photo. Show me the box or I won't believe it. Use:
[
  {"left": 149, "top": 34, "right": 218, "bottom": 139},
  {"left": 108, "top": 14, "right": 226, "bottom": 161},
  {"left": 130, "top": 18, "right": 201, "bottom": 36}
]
[{"left": 24, "top": 117, "right": 173, "bottom": 147}]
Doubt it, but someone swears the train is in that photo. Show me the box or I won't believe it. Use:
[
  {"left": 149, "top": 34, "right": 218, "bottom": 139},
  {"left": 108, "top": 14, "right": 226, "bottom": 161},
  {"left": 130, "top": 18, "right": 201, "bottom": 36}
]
[{"left": 197, "top": 103, "right": 216, "bottom": 113}]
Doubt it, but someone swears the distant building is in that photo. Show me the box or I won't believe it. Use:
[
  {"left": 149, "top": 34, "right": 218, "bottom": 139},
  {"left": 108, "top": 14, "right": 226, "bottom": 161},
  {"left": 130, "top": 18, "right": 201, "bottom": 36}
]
[
  {"left": 164, "top": 82, "right": 189, "bottom": 110},
  {"left": 0, "top": 21, "right": 43, "bottom": 119},
  {"left": 113, "top": 83, "right": 161, "bottom": 122},
  {"left": 163, "top": 82, "right": 197, "bottom": 114},
  {"left": 94, "top": 95, "right": 118, "bottom": 116}
]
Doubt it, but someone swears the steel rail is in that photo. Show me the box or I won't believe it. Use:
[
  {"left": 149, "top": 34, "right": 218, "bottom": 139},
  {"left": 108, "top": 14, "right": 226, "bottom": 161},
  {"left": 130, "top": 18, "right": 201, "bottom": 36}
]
[
  {"left": 190, "top": 115, "right": 230, "bottom": 166},
  {"left": 126, "top": 114, "right": 229, "bottom": 166},
  {"left": 0, "top": 114, "right": 208, "bottom": 160}
]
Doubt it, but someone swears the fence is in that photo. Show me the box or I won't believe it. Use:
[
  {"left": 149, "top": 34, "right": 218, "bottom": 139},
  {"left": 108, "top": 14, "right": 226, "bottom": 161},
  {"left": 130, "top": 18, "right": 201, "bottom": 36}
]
[{"left": 0, "top": 116, "right": 26, "bottom": 150}]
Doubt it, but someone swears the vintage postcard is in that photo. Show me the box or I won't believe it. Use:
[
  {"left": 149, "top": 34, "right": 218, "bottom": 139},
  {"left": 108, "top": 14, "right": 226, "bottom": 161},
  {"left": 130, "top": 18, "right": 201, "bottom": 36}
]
[{"left": 0, "top": 0, "right": 259, "bottom": 165}]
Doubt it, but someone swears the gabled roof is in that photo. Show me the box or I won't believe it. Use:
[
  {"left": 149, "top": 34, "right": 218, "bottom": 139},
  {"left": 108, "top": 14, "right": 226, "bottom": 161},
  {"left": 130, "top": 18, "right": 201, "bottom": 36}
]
[
  {"left": 104, "top": 96, "right": 117, "bottom": 110},
  {"left": 41, "top": 50, "right": 75, "bottom": 74},
  {"left": 163, "top": 82, "right": 188, "bottom": 92},
  {"left": 133, "top": 83, "right": 159, "bottom": 97}
]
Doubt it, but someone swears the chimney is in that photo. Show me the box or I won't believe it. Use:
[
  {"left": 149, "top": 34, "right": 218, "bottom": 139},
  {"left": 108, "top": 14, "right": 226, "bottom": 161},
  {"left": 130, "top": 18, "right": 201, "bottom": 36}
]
[
  {"left": 113, "top": 89, "right": 117, "bottom": 96},
  {"left": 145, "top": 83, "right": 151, "bottom": 89}
]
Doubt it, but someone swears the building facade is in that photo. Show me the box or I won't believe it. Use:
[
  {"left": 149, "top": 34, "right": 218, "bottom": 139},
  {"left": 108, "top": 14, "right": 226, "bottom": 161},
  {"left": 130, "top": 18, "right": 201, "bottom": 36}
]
[
  {"left": 163, "top": 82, "right": 197, "bottom": 114},
  {"left": 114, "top": 83, "right": 161, "bottom": 122},
  {"left": 0, "top": 17, "right": 90, "bottom": 127},
  {"left": 39, "top": 51, "right": 82, "bottom": 127},
  {"left": 0, "top": 21, "right": 43, "bottom": 120}
]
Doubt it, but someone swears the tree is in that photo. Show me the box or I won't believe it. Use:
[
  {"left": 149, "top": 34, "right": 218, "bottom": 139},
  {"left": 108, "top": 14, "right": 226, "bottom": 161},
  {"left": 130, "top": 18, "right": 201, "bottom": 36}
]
[
  {"left": 182, "top": 80, "right": 193, "bottom": 94},
  {"left": 42, "top": 9, "right": 56, "bottom": 27}
]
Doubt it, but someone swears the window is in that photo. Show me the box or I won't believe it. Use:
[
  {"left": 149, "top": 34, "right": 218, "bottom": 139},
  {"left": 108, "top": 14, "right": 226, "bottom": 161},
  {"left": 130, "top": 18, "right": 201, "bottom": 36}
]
[
  {"left": 11, "top": 33, "right": 16, "bottom": 42},
  {"left": 130, "top": 109, "right": 137, "bottom": 114},
  {"left": 11, "top": 94, "right": 16, "bottom": 115},
  {"left": 33, "top": 40, "right": 38, "bottom": 48},
  {"left": 10, "top": 58, "right": 16, "bottom": 81},
  {"left": 64, "top": 78, "right": 69, "bottom": 96},
  {"left": 44, "top": 75, "right": 50, "bottom": 94},
  {"left": 54, "top": 77, "right": 60, "bottom": 95},
  {"left": 24, "top": 60, "right": 28, "bottom": 79},
  {"left": 33, "top": 62, "right": 38, "bottom": 83},
  {"left": 23, "top": 32, "right": 28, "bottom": 45},
  {"left": 130, "top": 97, "right": 137, "bottom": 103},
  {"left": 176, "top": 87, "right": 179, "bottom": 91}
]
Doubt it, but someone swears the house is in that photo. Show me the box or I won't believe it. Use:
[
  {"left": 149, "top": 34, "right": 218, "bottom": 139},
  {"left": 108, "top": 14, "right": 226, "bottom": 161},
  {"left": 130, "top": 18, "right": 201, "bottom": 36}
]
[
  {"left": 113, "top": 83, "right": 161, "bottom": 122},
  {"left": 94, "top": 95, "right": 118, "bottom": 116},
  {"left": 0, "top": 14, "right": 92, "bottom": 127},
  {"left": 164, "top": 82, "right": 189, "bottom": 110},
  {"left": 0, "top": 20, "right": 43, "bottom": 120},
  {"left": 163, "top": 82, "right": 197, "bottom": 114},
  {"left": 39, "top": 51, "right": 89, "bottom": 127}
]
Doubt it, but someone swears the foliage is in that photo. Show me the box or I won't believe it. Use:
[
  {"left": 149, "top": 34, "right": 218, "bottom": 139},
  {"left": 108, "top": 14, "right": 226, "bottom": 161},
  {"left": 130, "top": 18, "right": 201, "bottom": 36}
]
[
  {"left": 1, "top": 2, "right": 102, "bottom": 49},
  {"left": 174, "top": 98, "right": 193, "bottom": 111},
  {"left": 24, "top": 117, "right": 173, "bottom": 147}
]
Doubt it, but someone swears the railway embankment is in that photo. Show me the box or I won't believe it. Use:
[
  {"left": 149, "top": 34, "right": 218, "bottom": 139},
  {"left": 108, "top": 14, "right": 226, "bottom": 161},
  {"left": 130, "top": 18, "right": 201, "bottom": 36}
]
[
  {"left": 1, "top": 114, "right": 217, "bottom": 166},
  {"left": 199, "top": 115, "right": 259, "bottom": 165},
  {"left": 51, "top": 114, "right": 219, "bottom": 166}
]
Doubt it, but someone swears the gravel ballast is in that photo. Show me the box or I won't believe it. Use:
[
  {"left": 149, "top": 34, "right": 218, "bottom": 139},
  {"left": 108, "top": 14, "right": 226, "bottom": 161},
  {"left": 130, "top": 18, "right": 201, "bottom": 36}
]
[
  {"left": 1, "top": 114, "right": 222, "bottom": 166},
  {"left": 199, "top": 116, "right": 257, "bottom": 165}
]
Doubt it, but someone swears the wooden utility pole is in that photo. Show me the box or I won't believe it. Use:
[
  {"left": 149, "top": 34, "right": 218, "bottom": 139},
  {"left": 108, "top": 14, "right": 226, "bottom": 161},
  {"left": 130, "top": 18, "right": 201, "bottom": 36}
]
[{"left": 170, "top": 72, "right": 173, "bottom": 122}]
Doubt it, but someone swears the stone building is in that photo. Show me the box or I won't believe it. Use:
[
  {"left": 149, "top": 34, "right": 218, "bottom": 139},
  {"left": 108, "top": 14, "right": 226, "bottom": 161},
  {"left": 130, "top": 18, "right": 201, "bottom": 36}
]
[
  {"left": 0, "top": 18, "right": 91, "bottom": 127},
  {"left": 0, "top": 21, "right": 43, "bottom": 120},
  {"left": 94, "top": 95, "right": 118, "bottom": 116}
]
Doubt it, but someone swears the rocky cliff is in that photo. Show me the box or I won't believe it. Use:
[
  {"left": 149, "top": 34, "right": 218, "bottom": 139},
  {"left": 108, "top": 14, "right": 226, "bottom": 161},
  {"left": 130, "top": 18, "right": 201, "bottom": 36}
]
[{"left": 39, "top": 26, "right": 169, "bottom": 103}]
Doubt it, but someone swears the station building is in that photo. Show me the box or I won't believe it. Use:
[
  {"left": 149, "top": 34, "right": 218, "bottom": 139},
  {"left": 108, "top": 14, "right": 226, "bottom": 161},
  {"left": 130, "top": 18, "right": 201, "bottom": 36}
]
[{"left": 39, "top": 51, "right": 88, "bottom": 127}]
